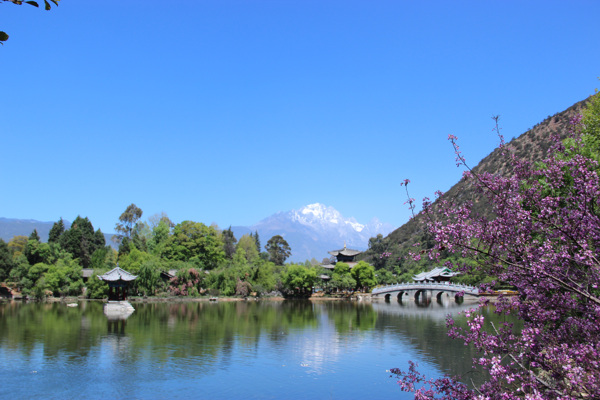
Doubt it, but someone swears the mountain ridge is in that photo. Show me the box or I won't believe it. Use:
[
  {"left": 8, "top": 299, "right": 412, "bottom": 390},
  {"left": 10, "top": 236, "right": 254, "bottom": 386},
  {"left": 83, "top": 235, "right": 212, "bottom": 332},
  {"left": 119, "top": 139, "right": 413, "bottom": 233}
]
[
  {"left": 1, "top": 204, "right": 394, "bottom": 263},
  {"left": 233, "top": 203, "right": 395, "bottom": 262},
  {"left": 359, "top": 96, "right": 591, "bottom": 270}
]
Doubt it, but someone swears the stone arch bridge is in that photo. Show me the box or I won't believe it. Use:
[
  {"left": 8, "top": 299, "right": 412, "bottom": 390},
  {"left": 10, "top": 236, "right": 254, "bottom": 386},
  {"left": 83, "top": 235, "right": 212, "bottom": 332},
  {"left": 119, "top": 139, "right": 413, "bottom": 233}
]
[{"left": 372, "top": 282, "right": 480, "bottom": 302}]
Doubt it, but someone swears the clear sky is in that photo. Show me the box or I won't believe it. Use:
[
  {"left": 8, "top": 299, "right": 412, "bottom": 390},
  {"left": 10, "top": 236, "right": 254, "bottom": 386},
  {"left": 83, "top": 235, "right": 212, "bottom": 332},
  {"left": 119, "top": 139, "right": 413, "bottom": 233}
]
[{"left": 1, "top": 0, "right": 599, "bottom": 235}]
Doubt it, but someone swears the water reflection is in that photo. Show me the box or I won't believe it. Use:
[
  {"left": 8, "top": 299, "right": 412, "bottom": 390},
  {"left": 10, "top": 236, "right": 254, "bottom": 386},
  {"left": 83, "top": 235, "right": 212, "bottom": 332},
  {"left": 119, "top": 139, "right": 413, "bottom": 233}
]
[{"left": 0, "top": 300, "right": 489, "bottom": 399}]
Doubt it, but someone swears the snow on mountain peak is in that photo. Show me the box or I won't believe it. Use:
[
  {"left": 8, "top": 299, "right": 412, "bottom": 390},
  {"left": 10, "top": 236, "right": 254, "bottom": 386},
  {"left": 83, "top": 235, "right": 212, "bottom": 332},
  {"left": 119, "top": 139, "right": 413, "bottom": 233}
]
[
  {"left": 247, "top": 203, "right": 396, "bottom": 262},
  {"left": 294, "top": 203, "right": 365, "bottom": 232}
]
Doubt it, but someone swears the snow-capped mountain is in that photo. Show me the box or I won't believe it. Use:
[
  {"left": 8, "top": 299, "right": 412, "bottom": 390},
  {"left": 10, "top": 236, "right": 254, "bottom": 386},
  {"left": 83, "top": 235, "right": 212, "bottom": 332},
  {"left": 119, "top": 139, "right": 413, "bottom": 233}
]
[{"left": 232, "top": 203, "right": 395, "bottom": 262}]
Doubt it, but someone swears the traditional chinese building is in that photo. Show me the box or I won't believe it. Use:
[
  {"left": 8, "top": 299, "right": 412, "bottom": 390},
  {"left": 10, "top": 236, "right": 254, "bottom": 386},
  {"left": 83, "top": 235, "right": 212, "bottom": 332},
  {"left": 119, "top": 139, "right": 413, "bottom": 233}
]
[
  {"left": 323, "top": 243, "right": 363, "bottom": 270},
  {"left": 412, "top": 267, "right": 460, "bottom": 283},
  {"left": 97, "top": 267, "right": 138, "bottom": 301}
]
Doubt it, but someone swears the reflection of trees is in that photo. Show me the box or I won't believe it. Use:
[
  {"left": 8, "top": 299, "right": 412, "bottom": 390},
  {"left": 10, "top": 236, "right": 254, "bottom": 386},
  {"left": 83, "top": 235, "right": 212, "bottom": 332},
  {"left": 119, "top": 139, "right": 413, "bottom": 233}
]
[
  {"left": 0, "top": 299, "right": 503, "bottom": 386},
  {"left": 0, "top": 301, "right": 108, "bottom": 359},
  {"left": 372, "top": 301, "right": 510, "bottom": 386},
  {"left": 318, "top": 301, "right": 377, "bottom": 333}
]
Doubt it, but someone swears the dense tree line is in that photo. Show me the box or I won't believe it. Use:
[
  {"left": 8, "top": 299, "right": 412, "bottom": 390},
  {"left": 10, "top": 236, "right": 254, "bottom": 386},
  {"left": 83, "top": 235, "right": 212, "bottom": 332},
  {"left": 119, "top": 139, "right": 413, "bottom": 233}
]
[{"left": 0, "top": 204, "right": 378, "bottom": 299}]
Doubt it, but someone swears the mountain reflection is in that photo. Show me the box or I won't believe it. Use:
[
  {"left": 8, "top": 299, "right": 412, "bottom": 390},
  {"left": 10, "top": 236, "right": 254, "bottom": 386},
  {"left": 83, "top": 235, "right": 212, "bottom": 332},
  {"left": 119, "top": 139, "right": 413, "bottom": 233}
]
[{"left": 0, "top": 299, "right": 492, "bottom": 398}]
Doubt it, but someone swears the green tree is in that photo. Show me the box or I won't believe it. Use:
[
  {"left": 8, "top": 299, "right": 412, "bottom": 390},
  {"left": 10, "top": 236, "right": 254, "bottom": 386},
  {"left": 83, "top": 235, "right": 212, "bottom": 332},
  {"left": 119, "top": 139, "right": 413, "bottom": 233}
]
[
  {"left": 48, "top": 218, "right": 65, "bottom": 243},
  {"left": 330, "top": 262, "right": 356, "bottom": 292},
  {"left": 252, "top": 231, "right": 261, "bottom": 254},
  {"left": 222, "top": 226, "right": 237, "bottom": 259},
  {"left": 114, "top": 203, "right": 143, "bottom": 240},
  {"left": 45, "top": 256, "right": 83, "bottom": 297},
  {"left": 7, "top": 235, "right": 28, "bottom": 259},
  {"left": 29, "top": 229, "right": 40, "bottom": 242},
  {"left": 252, "top": 261, "right": 277, "bottom": 293},
  {"left": 350, "top": 261, "right": 377, "bottom": 292},
  {"left": 163, "top": 221, "right": 225, "bottom": 270},
  {"left": 90, "top": 246, "right": 117, "bottom": 270},
  {"left": 0, "top": 239, "right": 14, "bottom": 282},
  {"left": 86, "top": 268, "right": 109, "bottom": 299},
  {"left": 281, "top": 264, "right": 316, "bottom": 297},
  {"left": 368, "top": 234, "right": 388, "bottom": 269},
  {"left": 24, "top": 240, "right": 55, "bottom": 265},
  {"left": 60, "top": 216, "right": 102, "bottom": 268},
  {"left": 265, "top": 235, "right": 291, "bottom": 265},
  {"left": 149, "top": 220, "right": 171, "bottom": 255},
  {"left": 118, "top": 246, "right": 152, "bottom": 278},
  {"left": 582, "top": 89, "right": 600, "bottom": 158},
  {"left": 147, "top": 212, "right": 174, "bottom": 229},
  {"left": 137, "top": 259, "right": 162, "bottom": 296},
  {"left": 236, "top": 234, "right": 259, "bottom": 263}
]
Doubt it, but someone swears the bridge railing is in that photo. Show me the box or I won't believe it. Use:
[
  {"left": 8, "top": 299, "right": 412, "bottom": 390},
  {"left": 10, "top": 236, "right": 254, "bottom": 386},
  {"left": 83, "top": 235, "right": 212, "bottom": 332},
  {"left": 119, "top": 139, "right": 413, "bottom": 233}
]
[{"left": 372, "top": 281, "right": 479, "bottom": 295}]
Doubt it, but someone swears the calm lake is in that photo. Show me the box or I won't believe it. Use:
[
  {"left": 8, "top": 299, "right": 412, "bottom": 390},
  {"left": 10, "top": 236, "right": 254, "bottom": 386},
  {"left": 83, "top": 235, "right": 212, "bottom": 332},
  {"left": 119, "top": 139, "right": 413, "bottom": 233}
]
[{"left": 0, "top": 298, "right": 487, "bottom": 399}]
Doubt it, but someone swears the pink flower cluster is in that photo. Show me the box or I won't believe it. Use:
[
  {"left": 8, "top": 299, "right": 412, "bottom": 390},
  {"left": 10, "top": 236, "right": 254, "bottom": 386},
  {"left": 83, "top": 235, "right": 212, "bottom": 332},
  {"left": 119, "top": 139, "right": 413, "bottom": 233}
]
[{"left": 394, "top": 116, "right": 600, "bottom": 399}]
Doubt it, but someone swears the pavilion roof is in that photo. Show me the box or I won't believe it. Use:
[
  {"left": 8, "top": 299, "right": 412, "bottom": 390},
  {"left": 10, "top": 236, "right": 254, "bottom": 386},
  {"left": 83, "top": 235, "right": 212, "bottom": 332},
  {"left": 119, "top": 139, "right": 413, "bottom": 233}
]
[
  {"left": 97, "top": 267, "right": 138, "bottom": 282},
  {"left": 412, "top": 267, "right": 460, "bottom": 282},
  {"left": 328, "top": 244, "right": 362, "bottom": 257}
]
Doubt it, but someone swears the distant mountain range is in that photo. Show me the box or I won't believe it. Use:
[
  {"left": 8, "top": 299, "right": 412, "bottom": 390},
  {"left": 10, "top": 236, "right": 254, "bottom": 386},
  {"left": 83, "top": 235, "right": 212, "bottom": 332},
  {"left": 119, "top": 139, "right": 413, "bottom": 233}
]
[
  {"left": 0, "top": 218, "right": 116, "bottom": 248},
  {"left": 232, "top": 203, "right": 395, "bottom": 262},
  {"left": 0, "top": 204, "right": 394, "bottom": 262}
]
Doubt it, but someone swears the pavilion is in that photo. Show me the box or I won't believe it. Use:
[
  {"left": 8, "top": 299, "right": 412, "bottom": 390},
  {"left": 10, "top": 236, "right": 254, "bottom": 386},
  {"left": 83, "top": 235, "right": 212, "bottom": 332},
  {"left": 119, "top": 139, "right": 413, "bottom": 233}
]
[
  {"left": 322, "top": 243, "right": 363, "bottom": 270},
  {"left": 97, "top": 267, "right": 137, "bottom": 301}
]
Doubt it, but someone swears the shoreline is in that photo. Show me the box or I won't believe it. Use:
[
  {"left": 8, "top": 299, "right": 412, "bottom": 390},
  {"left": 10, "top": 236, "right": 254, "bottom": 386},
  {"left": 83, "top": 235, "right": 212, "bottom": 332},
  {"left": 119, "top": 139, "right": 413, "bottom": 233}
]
[{"left": 1, "top": 293, "right": 375, "bottom": 304}]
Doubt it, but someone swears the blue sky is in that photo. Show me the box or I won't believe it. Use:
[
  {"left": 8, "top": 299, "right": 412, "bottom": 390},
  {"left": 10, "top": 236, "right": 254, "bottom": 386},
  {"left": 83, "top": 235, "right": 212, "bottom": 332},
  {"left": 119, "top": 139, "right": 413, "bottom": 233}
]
[{"left": 1, "top": 0, "right": 599, "bottom": 235}]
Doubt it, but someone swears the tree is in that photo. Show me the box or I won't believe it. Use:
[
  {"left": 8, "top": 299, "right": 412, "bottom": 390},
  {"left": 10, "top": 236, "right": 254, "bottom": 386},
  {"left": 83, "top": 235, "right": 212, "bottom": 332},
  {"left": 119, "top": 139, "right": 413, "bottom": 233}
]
[
  {"left": 147, "top": 212, "right": 174, "bottom": 229},
  {"left": 350, "top": 261, "right": 377, "bottom": 292},
  {"left": 29, "top": 229, "right": 40, "bottom": 242},
  {"left": 7, "top": 235, "right": 28, "bottom": 258},
  {"left": 265, "top": 235, "right": 291, "bottom": 265},
  {"left": 60, "top": 216, "right": 103, "bottom": 268},
  {"left": 281, "top": 264, "right": 316, "bottom": 297},
  {"left": 222, "top": 226, "right": 237, "bottom": 259},
  {"left": 114, "top": 203, "right": 143, "bottom": 240},
  {"left": 252, "top": 231, "right": 261, "bottom": 254},
  {"left": 0, "top": 239, "right": 14, "bottom": 282},
  {"left": 48, "top": 218, "right": 65, "bottom": 243},
  {"left": 582, "top": 89, "right": 600, "bottom": 156},
  {"left": 393, "top": 114, "right": 600, "bottom": 400},
  {"left": 137, "top": 259, "right": 161, "bottom": 296},
  {"left": 149, "top": 219, "right": 171, "bottom": 255},
  {"left": 368, "top": 234, "right": 388, "bottom": 269},
  {"left": 330, "top": 262, "right": 356, "bottom": 292},
  {"left": 236, "top": 234, "right": 259, "bottom": 263},
  {"left": 163, "top": 221, "right": 225, "bottom": 270}
]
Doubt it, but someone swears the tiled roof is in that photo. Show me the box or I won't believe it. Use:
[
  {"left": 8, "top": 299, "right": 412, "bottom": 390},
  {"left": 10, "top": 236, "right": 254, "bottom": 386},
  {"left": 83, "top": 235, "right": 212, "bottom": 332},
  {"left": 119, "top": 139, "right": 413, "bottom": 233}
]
[
  {"left": 328, "top": 248, "right": 362, "bottom": 257},
  {"left": 413, "top": 267, "right": 459, "bottom": 281},
  {"left": 97, "top": 267, "right": 138, "bottom": 282}
]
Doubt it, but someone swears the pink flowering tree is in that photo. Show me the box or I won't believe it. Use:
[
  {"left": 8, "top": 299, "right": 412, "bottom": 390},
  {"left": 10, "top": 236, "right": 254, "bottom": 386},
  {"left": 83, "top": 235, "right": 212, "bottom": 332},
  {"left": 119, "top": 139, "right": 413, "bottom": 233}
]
[{"left": 392, "top": 113, "right": 600, "bottom": 400}]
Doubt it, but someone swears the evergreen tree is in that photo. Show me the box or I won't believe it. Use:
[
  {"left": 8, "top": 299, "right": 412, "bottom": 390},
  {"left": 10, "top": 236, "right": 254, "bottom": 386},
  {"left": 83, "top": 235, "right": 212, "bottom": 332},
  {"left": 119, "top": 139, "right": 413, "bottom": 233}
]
[
  {"left": 253, "top": 231, "right": 261, "bottom": 254},
  {"left": 48, "top": 218, "right": 65, "bottom": 243},
  {"left": 222, "top": 226, "right": 237, "bottom": 259},
  {"left": 0, "top": 239, "right": 14, "bottom": 282},
  {"left": 60, "top": 216, "right": 101, "bottom": 268},
  {"left": 29, "top": 229, "right": 40, "bottom": 242}
]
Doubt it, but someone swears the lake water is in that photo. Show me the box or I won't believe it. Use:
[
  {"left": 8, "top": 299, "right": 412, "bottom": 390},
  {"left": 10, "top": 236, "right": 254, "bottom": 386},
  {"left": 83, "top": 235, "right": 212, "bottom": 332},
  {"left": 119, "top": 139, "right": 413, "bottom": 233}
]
[{"left": 0, "top": 298, "right": 486, "bottom": 399}]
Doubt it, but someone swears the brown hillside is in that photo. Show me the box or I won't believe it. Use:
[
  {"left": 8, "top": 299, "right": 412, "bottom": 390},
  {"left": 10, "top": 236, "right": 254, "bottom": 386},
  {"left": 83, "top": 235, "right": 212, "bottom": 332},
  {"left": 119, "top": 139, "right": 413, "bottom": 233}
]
[{"left": 361, "top": 97, "right": 590, "bottom": 269}]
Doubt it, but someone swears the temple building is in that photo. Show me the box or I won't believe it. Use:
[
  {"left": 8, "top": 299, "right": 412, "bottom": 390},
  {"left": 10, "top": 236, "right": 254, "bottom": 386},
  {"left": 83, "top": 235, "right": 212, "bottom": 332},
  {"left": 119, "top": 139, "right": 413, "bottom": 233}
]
[
  {"left": 323, "top": 243, "right": 363, "bottom": 270},
  {"left": 412, "top": 267, "right": 460, "bottom": 283},
  {"left": 97, "top": 267, "right": 138, "bottom": 301}
]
